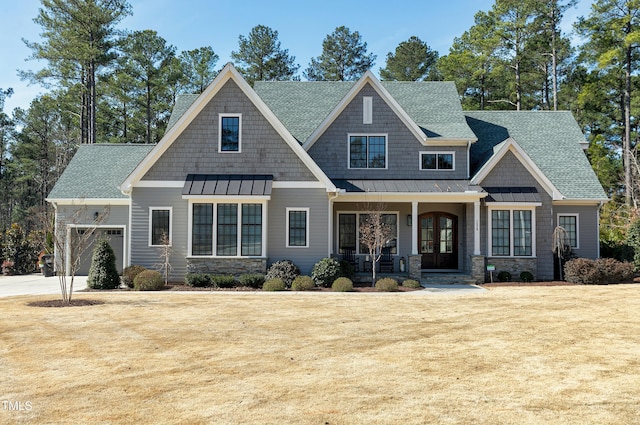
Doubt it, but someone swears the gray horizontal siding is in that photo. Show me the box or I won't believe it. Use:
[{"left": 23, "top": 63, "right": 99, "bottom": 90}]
[
  {"left": 130, "top": 187, "right": 189, "bottom": 280},
  {"left": 267, "top": 188, "right": 329, "bottom": 275},
  {"left": 554, "top": 205, "right": 599, "bottom": 259}
]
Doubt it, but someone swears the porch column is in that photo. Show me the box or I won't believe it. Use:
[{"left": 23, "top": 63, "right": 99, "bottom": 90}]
[
  {"left": 411, "top": 201, "right": 418, "bottom": 255},
  {"left": 474, "top": 201, "right": 481, "bottom": 255}
]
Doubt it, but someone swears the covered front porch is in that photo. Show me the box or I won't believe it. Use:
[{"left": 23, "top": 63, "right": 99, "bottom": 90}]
[{"left": 329, "top": 179, "right": 487, "bottom": 283}]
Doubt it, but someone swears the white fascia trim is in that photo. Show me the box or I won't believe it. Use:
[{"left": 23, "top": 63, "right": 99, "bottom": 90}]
[
  {"left": 487, "top": 202, "right": 542, "bottom": 207},
  {"left": 303, "top": 71, "right": 428, "bottom": 150},
  {"left": 422, "top": 138, "right": 476, "bottom": 147},
  {"left": 471, "top": 137, "right": 563, "bottom": 200},
  {"left": 182, "top": 195, "right": 271, "bottom": 202},
  {"left": 552, "top": 199, "right": 609, "bottom": 205},
  {"left": 120, "top": 63, "right": 335, "bottom": 194},
  {"left": 272, "top": 181, "right": 327, "bottom": 189},
  {"left": 135, "top": 180, "right": 185, "bottom": 188},
  {"left": 45, "top": 198, "right": 130, "bottom": 206},
  {"left": 334, "top": 192, "right": 487, "bottom": 203}
]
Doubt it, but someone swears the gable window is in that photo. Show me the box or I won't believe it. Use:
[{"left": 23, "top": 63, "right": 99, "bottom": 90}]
[
  {"left": 488, "top": 207, "right": 535, "bottom": 257},
  {"left": 149, "top": 207, "right": 172, "bottom": 246},
  {"left": 287, "top": 208, "right": 309, "bottom": 248},
  {"left": 420, "top": 152, "right": 454, "bottom": 170},
  {"left": 349, "top": 134, "right": 387, "bottom": 169},
  {"left": 558, "top": 214, "right": 579, "bottom": 248},
  {"left": 190, "top": 202, "right": 264, "bottom": 257},
  {"left": 338, "top": 212, "right": 398, "bottom": 255},
  {"left": 219, "top": 114, "right": 241, "bottom": 152}
]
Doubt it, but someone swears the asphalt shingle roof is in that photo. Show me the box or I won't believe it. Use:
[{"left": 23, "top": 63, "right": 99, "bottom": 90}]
[
  {"left": 47, "top": 144, "right": 155, "bottom": 199},
  {"left": 465, "top": 111, "right": 607, "bottom": 200}
]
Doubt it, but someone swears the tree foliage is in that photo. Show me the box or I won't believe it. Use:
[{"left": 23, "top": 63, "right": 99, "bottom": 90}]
[
  {"left": 231, "top": 25, "right": 299, "bottom": 86},
  {"left": 304, "top": 26, "right": 376, "bottom": 81},
  {"left": 380, "top": 36, "right": 439, "bottom": 81}
]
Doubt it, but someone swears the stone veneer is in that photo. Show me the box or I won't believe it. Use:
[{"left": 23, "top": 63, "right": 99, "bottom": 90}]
[
  {"left": 187, "top": 258, "right": 267, "bottom": 276},
  {"left": 470, "top": 255, "right": 486, "bottom": 284},
  {"left": 408, "top": 255, "right": 422, "bottom": 280},
  {"left": 485, "top": 258, "right": 537, "bottom": 282}
]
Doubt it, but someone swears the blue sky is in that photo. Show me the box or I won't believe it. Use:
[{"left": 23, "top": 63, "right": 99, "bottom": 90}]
[{"left": 1, "top": 0, "right": 592, "bottom": 113}]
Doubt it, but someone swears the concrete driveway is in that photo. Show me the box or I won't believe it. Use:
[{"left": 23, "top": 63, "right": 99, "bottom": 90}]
[{"left": 0, "top": 274, "right": 87, "bottom": 298}]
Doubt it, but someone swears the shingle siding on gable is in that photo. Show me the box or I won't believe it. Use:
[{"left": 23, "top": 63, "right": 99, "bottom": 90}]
[
  {"left": 143, "top": 80, "right": 316, "bottom": 182},
  {"left": 307, "top": 84, "right": 469, "bottom": 180}
]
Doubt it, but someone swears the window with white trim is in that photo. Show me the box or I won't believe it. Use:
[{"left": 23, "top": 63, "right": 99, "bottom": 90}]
[
  {"left": 287, "top": 208, "right": 309, "bottom": 248},
  {"left": 218, "top": 114, "right": 241, "bottom": 152},
  {"left": 558, "top": 214, "right": 579, "bottom": 248},
  {"left": 349, "top": 134, "right": 387, "bottom": 169},
  {"left": 190, "top": 202, "right": 263, "bottom": 257},
  {"left": 488, "top": 207, "right": 535, "bottom": 257},
  {"left": 337, "top": 212, "right": 398, "bottom": 255},
  {"left": 420, "top": 152, "right": 454, "bottom": 170},
  {"left": 149, "top": 207, "right": 172, "bottom": 246}
]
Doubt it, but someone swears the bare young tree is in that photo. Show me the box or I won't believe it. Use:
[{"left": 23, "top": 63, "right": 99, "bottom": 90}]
[
  {"left": 552, "top": 225, "right": 571, "bottom": 280},
  {"left": 359, "top": 203, "right": 396, "bottom": 285},
  {"left": 154, "top": 231, "right": 172, "bottom": 286},
  {"left": 51, "top": 205, "right": 109, "bottom": 304}
]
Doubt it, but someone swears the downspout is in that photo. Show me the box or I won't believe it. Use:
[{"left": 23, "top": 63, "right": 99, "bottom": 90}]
[
  {"left": 328, "top": 191, "right": 341, "bottom": 257},
  {"left": 597, "top": 201, "right": 603, "bottom": 258}
]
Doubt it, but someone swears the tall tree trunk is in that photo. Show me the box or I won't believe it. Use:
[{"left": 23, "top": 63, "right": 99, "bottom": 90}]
[{"left": 624, "top": 43, "right": 632, "bottom": 207}]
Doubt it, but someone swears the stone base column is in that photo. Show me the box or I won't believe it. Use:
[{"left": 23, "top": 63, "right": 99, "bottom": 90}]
[
  {"left": 408, "top": 255, "right": 422, "bottom": 280},
  {"left": 470, "top": 255, "right": 486, "bottom": 284}
]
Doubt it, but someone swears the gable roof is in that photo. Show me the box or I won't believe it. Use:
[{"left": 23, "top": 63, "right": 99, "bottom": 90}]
[
  {"left": 466, "top": 111, "right": 607, "bottom": 201},
  {"left": 120, "top": 63, "right": 336, "bottom": 193},
  {"left": 253, "top": 75, "right": 477, "bottom": 145},
  {"left": 47, "top": 144, "right": 154, "bottom": 201}
]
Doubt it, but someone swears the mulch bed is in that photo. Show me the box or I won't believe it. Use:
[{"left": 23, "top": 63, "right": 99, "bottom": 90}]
[{"left": 27, "top": 299, "right": 105, "bottom": 308}]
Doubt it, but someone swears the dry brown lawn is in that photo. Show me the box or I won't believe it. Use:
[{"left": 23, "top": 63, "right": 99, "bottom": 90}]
[{"left": 1, "top": 285, "right": 640, "bottom": 424}]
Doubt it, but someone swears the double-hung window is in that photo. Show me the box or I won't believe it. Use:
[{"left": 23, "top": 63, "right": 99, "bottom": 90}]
[
  {"left": 287, "top": 208, "right": 309, "bottom": 248},
  {"left": 337, "top": 212, "right": 398, "bottom": 255},
  {"left": 149, "top": 207, "right": 172, "bottom": 246},
  {"left": 190, "top": 202, "right": 263, "bottom": 257},
  {"left": 558, "top": 214, "right": 579, "bottom": 248},
  {"left": 219, "top": 114, "right": 241, "bottom": 152},
  {"left": 489, "top": 207, "right": 535, "bottom": 257},
  {"left": 349, "top": 134, "right": 387, "bottom": 169},
  {"left": 420, "top": 152, "right": 454, "bottom": 170}
]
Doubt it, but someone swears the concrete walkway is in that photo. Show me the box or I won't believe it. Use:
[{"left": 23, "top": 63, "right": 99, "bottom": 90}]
[{"left": 0, "top": 274, "right": 87, "bottom": 298}]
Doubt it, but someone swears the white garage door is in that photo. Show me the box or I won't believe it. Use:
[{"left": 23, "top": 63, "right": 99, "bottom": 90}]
[{"left": 75, "top": 228, "right": 125, "bottom": 276}]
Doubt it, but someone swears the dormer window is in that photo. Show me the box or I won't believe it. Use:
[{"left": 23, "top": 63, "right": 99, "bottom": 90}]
[
  {"left": 349, "top": 134, "right": 387, "bottom": 169},
  {"left": 219, "top": 114, "right": 241, "bottom": 152},
  {"left": 420, "top": 151, "right": 454, "bottom": 171}
]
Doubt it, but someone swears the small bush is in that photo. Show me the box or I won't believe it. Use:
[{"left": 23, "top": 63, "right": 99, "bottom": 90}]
[
  {"left": 134, "top": 270, "right": 165, "bottom": 291},
  {"left": 339, "top": 260, "right": 355, "bottom": 279},
  {"left": 262, "top": 278, "right": 286, "bottom": 291},
  {"left": 375, "top": 277, "right": 399, "bottom": 292},
  {"left": 185, "top": 272, "right": 211, "bottom": 287},
  {"left": 497, "top": 271, "right": 512, "bottom": 282},
  {"left": 266, "top": 260, "right": 300, "bottom": 288},
  {"left": 238, "top": 273, "right": 265, "bottom": 288},
  {"left": 122, "top": 265, "right": 147, "bottom": 288},
  {"left": 291, "top": 275, "right": 315, "bottom": 291},
  {"left": 332, "top": 277, "right": 354, "bottom": 292},
  {"left": 210, "top": 274, "right": 236, "bottom": 288},
  {"left": 311, "top": 257, "right": 341, "bottom": 288},
  {"left": 87, "top": 239, "right": 121, "bottom": 289},
  {"left": 519, "top": 271, "right": 534, "bottom": 282},
  {"left": 564, "top": 257, "right": 634, "bottom": 284},
  {"left": 402, "top": 279, "right": 421, "bottom": 289}
]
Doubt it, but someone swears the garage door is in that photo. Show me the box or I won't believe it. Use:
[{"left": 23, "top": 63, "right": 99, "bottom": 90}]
[{"left": 75, "top": 228, "right": 124, "bottom": 276}]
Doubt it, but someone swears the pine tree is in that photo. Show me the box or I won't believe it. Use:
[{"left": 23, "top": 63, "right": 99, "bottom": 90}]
[
  {"left": 380, "top": 36, "right": 439, "bottom": 81},
  {"left": 87, "top": 238, "right": 120, "bottom": 289}
]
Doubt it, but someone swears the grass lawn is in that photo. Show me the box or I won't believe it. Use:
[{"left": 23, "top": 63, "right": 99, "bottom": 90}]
[{"left": 1, "top": 285, "right": 640, "bottom": 424}]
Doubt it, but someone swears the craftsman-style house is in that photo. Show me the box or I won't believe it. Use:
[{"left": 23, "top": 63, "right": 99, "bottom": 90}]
[{"left": 47, "top": 63, "right": 607, "bottom": 282}]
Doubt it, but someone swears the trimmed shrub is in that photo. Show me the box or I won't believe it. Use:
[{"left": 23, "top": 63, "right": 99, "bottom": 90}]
[
  {"left": 210, "top": 274, "right": 236, "bottom": 288},
  {"left": 262, "top": 278, "right": 286, "bottom": 291},
  {"left": 332, "top": 277, "right": 354, "bottom": 292},
  {"left": 519, "top": 271, "right": 534, "bottom": 283},
  {"left": 402, "top": 279, "right": 421, "bottom": 289},
  {"left": 291, "top": 275, "right": 315, "bottom": 291},
  {"left": 238, "top": 273, "right": 265, "bottom": 288},
  {"left": 497, "top": 271, "right": 512, "bottom": 282},
  {"left": 564, "top": 257, "right": 634, "bottom": 284},
  {"left": 375, "top": 277, "right": 399, "bottom": 292},
  {"left": 134, "top": 270, "right": 165, "bottom": 291},
  {"left": 185, "top": 272, "right": 211, "bottom": 287},
  {"left": 266, "top": 260, "right": 300, "bottom": 288},
  {"left": 339, "top": 260, "right": 356, "bottom": 279},
  {"left": 311, "top": 257, "right": 341, "bottom": 288},
  {"left": 122, "top": 265, "right": 147, "bottom": 288},
  {"left": 87, "top": 239, "right": 121, "bottom": 289}
]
